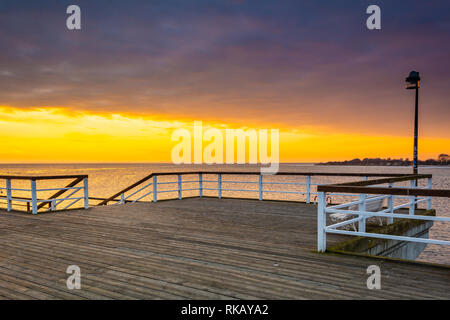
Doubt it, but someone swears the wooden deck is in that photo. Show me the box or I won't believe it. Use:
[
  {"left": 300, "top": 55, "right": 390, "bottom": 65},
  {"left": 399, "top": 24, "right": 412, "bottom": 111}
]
[{"left": 0, "top": 197, "right": 448, "bottom": 299}]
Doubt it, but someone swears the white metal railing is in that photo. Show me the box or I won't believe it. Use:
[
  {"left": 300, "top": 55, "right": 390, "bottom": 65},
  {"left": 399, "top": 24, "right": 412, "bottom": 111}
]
[
  {"left": 112, "top": 173, "right": 361, "bottom": 204},
  {"left": 316, "top": 175, "right": 450, "bottom": 252},
  {"left": 107, "top": 172, "right": 421, "bottom": 206},
  {"left": 0, "top": 175, "right": 89, "bottom": 214}
]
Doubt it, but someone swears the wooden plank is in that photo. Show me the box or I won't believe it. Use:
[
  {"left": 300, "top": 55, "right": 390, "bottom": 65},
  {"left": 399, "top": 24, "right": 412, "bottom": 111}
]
[{"left": 0, "top": 198, "right": 448, "bottom": 300}]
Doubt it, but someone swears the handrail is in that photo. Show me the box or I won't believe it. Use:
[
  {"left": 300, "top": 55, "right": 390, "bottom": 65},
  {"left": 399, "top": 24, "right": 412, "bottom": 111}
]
[
  {"left": 318, "top": 185, "right": 450, "bottom": 197},
  {"left": 36, "top": 176, "right": 84, "bottom": 210},
  {"left": 98, "top": 173, "right": 155, "bottom": 205},
  {"left": 0, "top": 175, "right": 89, "bottom": 214},
  {"left": 0, "top": 175, "right": 88, "bottom": 180},
  {"left": 98, "top": 171, "right": 421, "bottom": 206},
  {"left": 328, "top": 174, "right": 432, "bottom": 187},
  {"left": 315, "top": 173, "right": 450, "bottom": 252}
]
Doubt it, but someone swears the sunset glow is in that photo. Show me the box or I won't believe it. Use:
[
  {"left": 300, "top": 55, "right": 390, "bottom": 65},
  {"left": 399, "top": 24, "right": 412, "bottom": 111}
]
[
  {"left": 0, "top": 106, "right": 447, "bottom": 163},
  {"left": 1, "top": 1, "right": 449, "bottom": 163}
]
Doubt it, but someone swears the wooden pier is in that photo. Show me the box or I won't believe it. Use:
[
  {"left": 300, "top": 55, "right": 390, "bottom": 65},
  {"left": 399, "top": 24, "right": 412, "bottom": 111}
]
[{"left": 0, "top": 197, "right": 448, "bottom": 299}]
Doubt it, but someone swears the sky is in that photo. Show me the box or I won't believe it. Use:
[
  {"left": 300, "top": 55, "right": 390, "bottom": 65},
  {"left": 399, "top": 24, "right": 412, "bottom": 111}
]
[{"left": 0, "top": 0, "right": 449, "bottom": 163}]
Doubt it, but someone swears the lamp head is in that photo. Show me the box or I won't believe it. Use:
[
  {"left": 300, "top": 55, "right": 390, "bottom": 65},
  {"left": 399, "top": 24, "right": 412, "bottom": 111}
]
[{"left": 406, "top": 71, "right": 420, "bottom": 89}]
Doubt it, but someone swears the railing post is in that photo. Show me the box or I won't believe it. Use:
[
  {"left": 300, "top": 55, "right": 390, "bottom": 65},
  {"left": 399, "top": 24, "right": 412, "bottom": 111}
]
[
  {"left": 358, "top": 193, "right": 366, "bottom": 232},
  {"left": 387, "top": 182, "right": 394, "bottom": 225},
  {"left": 6, "top": 179, "right": 12, "bottom": 212},
  {"left": 218, "top": 174, "right": 222, "bottom": 199},
  {"left": 317, "top": 192, "right": 326, "bottom": 252},
  {"left": 31, "top": 179, "right": 37, "bottom": 214},
  {"left": 153, "top": 176, "right": 157, "bottom": 202},
  {"left": 427, "top": 177, "right": 432, "bottom": 210},
  {"left": 199, "top": 173, "right": 203, "bottom": 197},
  {"left": 178, "top": 174, "right": 182, "bottom": 200},
  {"left": 306, "top": 176, "right": 311, "bottom": 204},
  {"left": 83, "top": 177, "right": 89, "bottom": 209},
  {"left": 258, "top": 175, "right": 263, "bottom": 201},
  {"left": 409, "top": 179, "right": 415, "bottom": 215}
]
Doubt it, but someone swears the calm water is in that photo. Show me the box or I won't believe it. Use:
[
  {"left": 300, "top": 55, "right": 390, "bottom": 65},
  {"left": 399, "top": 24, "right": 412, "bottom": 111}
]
[{"left": 0, "top": 163, "right": 448, "bottom": 265}]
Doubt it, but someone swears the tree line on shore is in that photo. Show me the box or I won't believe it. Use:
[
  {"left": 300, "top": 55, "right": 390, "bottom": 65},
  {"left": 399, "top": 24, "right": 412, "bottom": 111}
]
[{"left": 318, "top": 154, "right": 449, "bottom": 166}]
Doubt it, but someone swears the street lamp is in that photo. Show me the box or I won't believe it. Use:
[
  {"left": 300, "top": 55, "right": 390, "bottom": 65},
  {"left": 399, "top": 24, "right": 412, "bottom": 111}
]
[{"left": 405, "top": 71, "right": 420, "bottom": 175}]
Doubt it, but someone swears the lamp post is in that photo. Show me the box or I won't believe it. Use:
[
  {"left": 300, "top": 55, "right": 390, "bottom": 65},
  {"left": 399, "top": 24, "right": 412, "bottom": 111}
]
[{"left": 405, "top": 71, "right": 420, "bottom": 175}]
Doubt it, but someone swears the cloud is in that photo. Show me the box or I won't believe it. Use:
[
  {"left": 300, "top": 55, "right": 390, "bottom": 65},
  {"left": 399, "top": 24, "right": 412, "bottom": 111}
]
[{"left": 0, "top": 0, "right": 449, "bottom": 138}]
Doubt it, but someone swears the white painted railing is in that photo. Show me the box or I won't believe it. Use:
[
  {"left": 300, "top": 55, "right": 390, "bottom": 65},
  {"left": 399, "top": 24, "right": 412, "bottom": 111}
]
[
  {"left": 102, "top": 172, "right": 423, "bottom": 206},
  {"left": 0, "top": 175, "right": 89, "bottom": 214},
  {"left": 316, "top": 175, "right": 450, "bottom": 252},
  {"left": 112, "top": 173, "right": 353, "bottom": 204}
]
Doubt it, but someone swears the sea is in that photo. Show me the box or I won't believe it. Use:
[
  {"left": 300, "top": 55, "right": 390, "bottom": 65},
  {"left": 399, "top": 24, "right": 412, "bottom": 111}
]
[{"left": 0, "top": 163, "right": 448, "bottom": 265}]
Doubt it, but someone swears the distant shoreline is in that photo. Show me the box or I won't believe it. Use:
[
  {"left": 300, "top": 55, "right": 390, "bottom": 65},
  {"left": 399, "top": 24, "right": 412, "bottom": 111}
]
[
  {"left": 317, "top": 157, "right": 449, "bottom": 167},
  {"left": 316, "top": 164, "right": 449, "bottom": 167}
]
